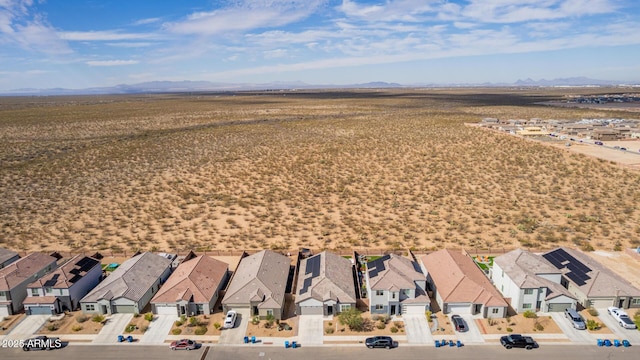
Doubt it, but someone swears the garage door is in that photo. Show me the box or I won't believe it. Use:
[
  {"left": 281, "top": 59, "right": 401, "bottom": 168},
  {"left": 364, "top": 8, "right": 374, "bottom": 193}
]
[
  {"left": 300, "top": 306, "right": 324, "bottom": 315},
  {"left": 548, "top": 303, "right": 573, "bottom": 312},
  {"left": 590, "top": 299, "right": 613, "bottom": 309},
  {"left": 114, "top": 305, "right": 136, "bottom": 313},
  {"left": 155, "top": 305, "right": 178, "bottom": 316},
  {"left": 27, "top": 306, "right": 54, "bottom": 315},
  {"left": 0, "top": 306, "right": 10, "bottom": 318},
  {"left": 446, "top": 303, "right": 471, "bottom": 314},
  {"left": 403, "top": 304, "right": 426, "bottom": 315}
]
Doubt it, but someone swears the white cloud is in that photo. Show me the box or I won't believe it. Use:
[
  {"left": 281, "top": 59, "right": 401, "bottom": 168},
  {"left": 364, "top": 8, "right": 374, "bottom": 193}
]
[
  {"left": 0, "top": 1, "right": 71, "bottom": 54},
  {"left": 132, "top": 17, "right": 161, "bottom": 26},
  {"left": 86, "top": 60, "right": 139, "bottom": 66},
  {"left": 59, "top": 30, "right": 155, "bottom": 41}
]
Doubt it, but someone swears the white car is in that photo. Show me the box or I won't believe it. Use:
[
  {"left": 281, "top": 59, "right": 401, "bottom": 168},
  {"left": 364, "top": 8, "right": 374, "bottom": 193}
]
[
  {"left": 607, "top": 307, "right": 637, "bottom": 329},
  {"left": 223, "top": 310, "right": 237, "bottom": 329}
]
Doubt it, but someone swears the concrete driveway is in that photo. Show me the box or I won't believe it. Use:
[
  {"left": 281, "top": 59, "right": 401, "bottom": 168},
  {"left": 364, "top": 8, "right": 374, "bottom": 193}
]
[
  {"left": 403, "top": 314, "right": 433, "bottom": 344},
  {"left": 597, "top": 308, "right": 640, "bottom": 343},
  {"left": 4, "top": 315, "right": 49, "bottom": 340},
  {"left": 92, "top": 313, "right": 133, "bottom": 344},
  {"left": 549, "top": 312, "right": 594, "bottom": 344},
  {"left": 451, "top": 314, "right": 485, "bottom": 344},
  {"left": 297, "top": 315, "right": 324, "bottom": 345},
  {"left": 218, "top": 309, "right": 250, "bottom": 345},
  {"left": 140, "top": 314, "right": 176, "bottom": 344}
]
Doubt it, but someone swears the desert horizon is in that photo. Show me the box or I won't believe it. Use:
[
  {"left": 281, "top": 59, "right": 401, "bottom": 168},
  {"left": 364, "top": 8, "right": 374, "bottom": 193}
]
[{"left": 2, "top": 88, "right": 640, "bottom": 254}]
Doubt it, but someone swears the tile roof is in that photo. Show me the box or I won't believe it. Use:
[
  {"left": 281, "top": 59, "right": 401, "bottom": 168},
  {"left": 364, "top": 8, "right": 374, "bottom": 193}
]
[
  {"left": 0, "top": 253, "right": 57, "bottom": 291},
  {"left": 421, "top": 249, "right": 507, "bottom": 307},
  {"left": 81, "top": 252, "right": 171, "bottom": 303},
  {"left": 367, "top": 254, "right": 424, "bottom": 291},
  {"left": 543, "top": 247, "right": 640, "bottom": 298},
  {"left": 0, "top": 247, "right": 19, "bottom": 265},
  {"left": 28, "top": 255, "right": 100, "bottom": 289},
  {"left": 494, "top": 249, "right": 576, "bottom": 301},
  {"left": 221, "top": 250, "right": 289, "bottom": 309},
  {"left": 22, "top": 296, "right": 58, "bottom": 305},
  {"left": 295, "top": 251, "right": 356, "bottom": 304},
  {"left": 151, "top": 255, "right": 228, "bottom": 304}
]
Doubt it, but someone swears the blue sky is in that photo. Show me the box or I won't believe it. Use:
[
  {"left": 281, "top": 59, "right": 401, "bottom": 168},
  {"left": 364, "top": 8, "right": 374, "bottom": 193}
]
[{"left": 1, "top": 0, "right": 640, "bottom": 90}]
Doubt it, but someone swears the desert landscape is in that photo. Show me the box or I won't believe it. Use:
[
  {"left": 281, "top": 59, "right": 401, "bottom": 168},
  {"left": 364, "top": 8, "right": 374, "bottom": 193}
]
[{"left": 1, "top": 88, "right": 640, "bottom": 254}]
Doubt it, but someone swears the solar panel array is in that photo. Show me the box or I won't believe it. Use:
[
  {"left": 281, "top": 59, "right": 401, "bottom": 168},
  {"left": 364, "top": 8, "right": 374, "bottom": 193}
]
[
  {"left": 299, "top": 277, "right": 313, "bottom": 295},
  {"left": 299, "top": 254, "right": 322, "bottom": 295},
  {"left": 542, "top": 249, "right": 592, "bottom": 286},
  {"left": 367, "top": 255, "right": 389, "bottom": 279}
]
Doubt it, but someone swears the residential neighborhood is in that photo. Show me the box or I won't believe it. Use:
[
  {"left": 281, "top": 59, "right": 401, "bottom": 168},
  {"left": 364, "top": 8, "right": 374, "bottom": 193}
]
[{"left": 1, "top": 245, "right": 640, "bottom": 350}]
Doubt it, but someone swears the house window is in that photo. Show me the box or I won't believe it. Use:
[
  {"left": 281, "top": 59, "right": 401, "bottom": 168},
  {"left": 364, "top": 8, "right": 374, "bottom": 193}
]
[
  {"left": 340, "top": 304, "right": 351, "bottom": 312},
  {"left": 491, "top": 308, "right": 499, "bottom": 314},
  {"left": 376, "top": 290, "right": 384, "bottom": 296},
  {"left": 85, "top": 304, "right": 95, "bottom": 311},
  {"left": 632, "top": 298, "right": 640, "bottom": 305},
  {"left": 524, "top": 289, "right": 534, "bottom": 295},
  {"left": 31, "top": 288, "right": 39, "bottom": 296},
  {"left": 45, "top": 287, "right": 52, "bottom": 294},
  {"left": 404, "top": 289, "right": 411, "bottom": 296},
  {"left": 392, "top": 292, "right": 396, "bottom": 299},
  {"left": 375, "top": 304, "right": 384, "bottom": 310},
  {"left": 523, "top": 303, "right": 532, "bottom": 309},
  {"left": 266, "top": 309, "right": 274, "bottom": 316}
]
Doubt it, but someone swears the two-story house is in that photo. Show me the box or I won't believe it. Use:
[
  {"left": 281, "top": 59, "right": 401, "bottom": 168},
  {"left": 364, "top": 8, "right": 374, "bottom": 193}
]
[
  {"left": 366, "top": 254, "right": 429, "bottom": 316},
  {"left": 23, "top": 255, "right": 102, "bottom": 315},
  {"left": 491, "top": 249, "right": 577, "bottom": 313},
  {"left": 0, "top": 253, "right": 58, "bottom": 317}
]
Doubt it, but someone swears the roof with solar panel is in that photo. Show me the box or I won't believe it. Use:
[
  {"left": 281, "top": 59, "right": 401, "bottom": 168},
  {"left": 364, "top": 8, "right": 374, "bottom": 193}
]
[
  {"left": 28, "top": 254, "right": 100, "bottom": 289},
  {"left": 542, "top": 247, "right": 640, "bottom": 297},
  {"left": 295, "top": 251, "right": 356, "bottom": 304}
]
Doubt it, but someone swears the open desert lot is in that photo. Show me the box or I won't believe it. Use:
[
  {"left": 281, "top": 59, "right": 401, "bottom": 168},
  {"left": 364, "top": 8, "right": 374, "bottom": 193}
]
[{"left": 1, "top": 88, "right": 640, "bottom": 254}]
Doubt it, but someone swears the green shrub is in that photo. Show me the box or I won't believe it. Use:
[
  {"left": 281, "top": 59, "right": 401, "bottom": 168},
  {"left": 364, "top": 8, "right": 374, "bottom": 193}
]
[
  {"left": 586, "top": 319, "right": 600, "bottom": 330},
  {"left": 376, "top": 322, "right": 386, "bottom": 330},
  {"left": 180, "top": 315, "right": 187, "bottom": 323},
  {"left": 213, "top": 322, "right": 221, "bottom": 329},
  {"left": 76, "top": 315, "right": 89, "bottom": 323},
  {"left": 124, "top": 324, "right": 136, "bottom": 333},
  {"left": 144, "top": 313, "right": 154, "bottom": 321},
  {"left": 46, "top": 323, "right": 59, "bottom": 331},
  {"left": 71, "top": 325, "right": 83, "bottom": 332},
  {"left": 175, "top": 320, "right": 183, "bottom": 327},
  {"left": 133, "top": 313, "right": 140, "bottom": 318},
  {"left": 506, "top": 327, "right": 513, "bottom": 332},
  {"left": 338, "top": 308, "right": 365, "bottom": 331},
  {"left": 325, "top": 327, "right": 335, "bottom": 334},
  {"left": 172, "top": 328, "right": 182, "bottom": 335},
  {"left": 189, "top": 316, "right": 198, "bottom": 327},
  {"left": 251, "top": 316, "right": 260, "bottom": 325},
  {"left": 534, "top": 322, "right": 544, "bottom": 331},
  {"left": 523, "top": 310, "right": 537, "bottom": 319},
  {"left": 390, "top": 326, "right": 398, "bottom": 333},
  {"left": 425, "top": 310, "right": 432, "bottom": 323},
  {"left": 92, "top": 314, "right": 105, "bottom": 323},
  {"left": 194, "top": 326, "right": 207, "bottom": 335}
]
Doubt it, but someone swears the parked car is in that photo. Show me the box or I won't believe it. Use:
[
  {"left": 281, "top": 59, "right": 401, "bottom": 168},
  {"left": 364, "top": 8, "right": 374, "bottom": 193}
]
[
  {"left": 451, "top": 315, "right": 467, "bottom": 332},
  {"left": 223, "top": 310, "right": 237, "bottom": 329},
  {"left": 608, "top": 307, "right": 637, "bottom": 329},
  {"left": 500, "top": 334, "right": 536, "bottom": 350},
  {"left": 620, "top": 147, "right": 627, "bottom": 151},
  {"left": 365, "top": 336, "right": 397, "bottom": 349},
  {"left": 564, "top": 308, "right": 586, "bottom": 330},
  {"left": 169, "top": 339, "right": 198, "bottom": 350},
  {"left": 595, "top": 141, "right": 603, "bottom": 145},
  {"left": 22, "top": 336, "right": 62, "bottom": 351}
]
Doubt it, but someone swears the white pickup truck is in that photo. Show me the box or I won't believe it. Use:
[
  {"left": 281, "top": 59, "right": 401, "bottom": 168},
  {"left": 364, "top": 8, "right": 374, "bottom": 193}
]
[{"left": 607, "top": 307, "right": 637, "bottom": 329}]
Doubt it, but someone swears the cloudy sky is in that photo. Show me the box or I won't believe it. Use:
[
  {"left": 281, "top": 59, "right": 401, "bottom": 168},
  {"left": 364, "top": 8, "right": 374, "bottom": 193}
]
[{"left": 1, "top": 0, "right": 640, "bottom": 90}]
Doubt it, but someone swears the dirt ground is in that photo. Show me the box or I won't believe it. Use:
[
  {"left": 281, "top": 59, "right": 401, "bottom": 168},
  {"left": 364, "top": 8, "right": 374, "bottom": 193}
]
[
  {"left": 476, "top": 313, "right": 562, "bottom": 334},
  {"left": 169, "top": 313, "right": 225, "bottom": 336},
  {"left": 551, "top": 140, "right": 640, "bottom": 168},
  {"left": 247, "top": 318, "right": 297, "bottom": 337},
  {"left": 431, "top": 312, "right": 455, "bottom": 335},
  {"left": 38, "top": 312, "right": 104, "bottom": 335},
  {"left": 323, "top": 313, "right": 406, "bottom": 336},
  {"left": 585, "top": 250, "right": 640, "bottom": 289},
  {"left": 0, "top": 314, "right": 25, "bottom": 335},
  {"left": 580, "top": 309, "right": 613, "bottom": 334}
]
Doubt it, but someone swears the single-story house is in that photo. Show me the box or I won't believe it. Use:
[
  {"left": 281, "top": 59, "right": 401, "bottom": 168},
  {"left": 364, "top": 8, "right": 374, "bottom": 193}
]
[
  {"left": 491, "top": 249, "right": 578, "bottom": 313},
  {"left": 421, "top": 249, "right": 508, "bottom": 318},
  {"left": 542, "top": 247, "right": 640, "bottom": 309},
  {"left": 151, "top": 255, "right": 228, "bottom": 317},
  {"left": 24, "top": 255, "right": 102, "bottom": 315},
  {"left": 80, "top": 252, "right": 172, "bottom": 314},
  {"left": 0, "top": 253, "right": 58, "bottom": 317},
  {"left": 295, "top": 251, "right": 357, "bottom": 316},
  {"left": 366, "top": 254, "right": 430, "bottom": 316},
  {"left": 0, "top": 248, "right": 20, "bottom": 269},
  {"left": 221, "top": 250, "right": 290, "bottom": 320}
]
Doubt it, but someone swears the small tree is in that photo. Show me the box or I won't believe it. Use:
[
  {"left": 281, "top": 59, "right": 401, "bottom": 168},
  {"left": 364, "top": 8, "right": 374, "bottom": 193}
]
[
  {"left": 144, "top": 312, "right": 154, "bottom": 321},
  {"left": 523, "top": 310, "right": 537, "bottom": 319},
  {"left": 338, "top": 307, "right": 364, "bottom": 331}
]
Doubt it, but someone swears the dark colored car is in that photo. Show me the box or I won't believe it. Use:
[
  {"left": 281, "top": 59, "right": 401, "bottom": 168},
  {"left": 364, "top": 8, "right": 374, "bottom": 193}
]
[
  {"left": 500, "top": 334, "right": 536, "bottom": 350},
  {"left": 451, "top": 315, "right": 467, "bottom": 332},
  {"left": 595, "top": 141, "right": 603, "bottom": 145},
  {"left": 365, "top": 336, "right": 397, "bottom": 349},
  {"left": 22, "top": 336, "right": 63, "bottom": 351},
  {"left": 169, "top": 339, "right": 198, "bottom": 350}
]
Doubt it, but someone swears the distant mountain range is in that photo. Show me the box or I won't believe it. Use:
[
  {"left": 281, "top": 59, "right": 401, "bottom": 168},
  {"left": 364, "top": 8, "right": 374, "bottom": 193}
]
[{"left": 2, "top": 78, "right": 637, "bottom": 96}]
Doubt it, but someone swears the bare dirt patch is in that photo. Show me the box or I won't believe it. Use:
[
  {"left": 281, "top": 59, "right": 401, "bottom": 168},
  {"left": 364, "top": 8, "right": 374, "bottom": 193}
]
[
  {"left": 431, "top": 312, "right": 455, "bottom": 335},
  {"left": 38, "top": 312, "right": 103, "bottom": 335},
  {"left": 323, "top": 313, "right": 406, "bottom": 336},
  {"left": 169, "top": 314, "right": 223, "bottom": 337},
  {"left": 477, "top": 313, "right": 562, "bottom": 334},
  {"left": 580, "top": 309, "right": 613, "bottom": 334},
  {"left": 0, "top": 314, "right": 25, "bottom": 335}
]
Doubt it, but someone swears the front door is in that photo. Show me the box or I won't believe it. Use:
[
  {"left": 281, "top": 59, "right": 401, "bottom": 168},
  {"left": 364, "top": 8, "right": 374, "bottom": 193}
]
[
  {"left": 474, "top": 304, "right": 482, "bottom": 314},
  {"left": 618, "top": 298, "right": 625, "bottom": 308},
  {"left": 390, "top": 305, "right": 396, "bottom": 315},
  {"left": 327, "top": 305, "right": 333, "bottom": 315},
  {"left": 180, "top": 305, "right": 186, "bottom": 315}
]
